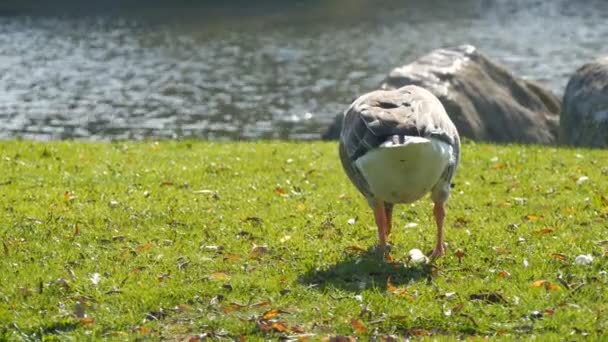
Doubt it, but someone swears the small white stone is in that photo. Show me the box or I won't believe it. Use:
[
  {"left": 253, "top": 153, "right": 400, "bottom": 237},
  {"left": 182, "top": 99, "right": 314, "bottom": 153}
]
[
  {"left": 347, "top": 218, "right": 356, "bottom": 225},
  {"left": 523, "top": 259, "right": 529, "bottom": 268},
  {"left": 576, "top": 176, "right": 589, "bottom": 185},
  {"left": 408, "top": 249, "right": 428, "bottom": 264},
  {"left": 404, "top": 222, "right": 418, "bottom": 228},
  {"left": 575, "top": 254, "right": 593, "bottom": 265},
  {"left": 90, "top": 273, "right": 101, "bottom": 286}
]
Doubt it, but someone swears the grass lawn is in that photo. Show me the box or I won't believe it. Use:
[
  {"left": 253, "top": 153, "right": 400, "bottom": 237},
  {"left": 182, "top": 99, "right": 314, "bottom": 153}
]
[{"left": 1, "top": 140, "right": 607, "bottom": 340}]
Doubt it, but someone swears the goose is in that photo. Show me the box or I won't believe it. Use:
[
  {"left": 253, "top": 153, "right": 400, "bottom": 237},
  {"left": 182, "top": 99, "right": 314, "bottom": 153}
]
[{"left": 339, "top": 85, "right": 460, "bottom": 259}]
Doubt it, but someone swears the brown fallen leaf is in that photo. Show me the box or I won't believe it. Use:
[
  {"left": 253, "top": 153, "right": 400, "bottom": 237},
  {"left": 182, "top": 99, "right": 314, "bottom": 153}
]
[
  {"left": 275, "top": 187, "right": 287, "bottom": 197},
  {"left": 270, "top": 321, "right": 289, "bottom": 333},
  {"left": 73, "top": 224, "right": 81, "bottom": 237},
  {"left": 136, "top": 242, "right": 153, "bottom": 253},
  {"left": 491, "top": 162, "right": 506, "bottom": 170},
  {"left": 323, "top": 336, "right": 356, "bottom": 342},
  {"left": 64, "top": 191, "right": 71, "bottom": 201},
  {"left": 409, "top": 328, "right": 431, "bottom": 336},
  {"left": 250, "top": 300, "right": 272, "bottom": 308},
  {"left": 497, "top": 271, "right": 511, "bottom": 278},
  {"left": 345, "top": 245, "right": 366, "bottom": 254},
  {"left": 454, "top": 249, "right": 465, "bottom": 263},
  {"left": 469, "top": 292, "right": 507, "bottom": 304},
  {"left": 387, "top": 277, "right": 415, "bottom": 300},
  {"left": 256, "top": 319, "right": 289, "bottom": 333},
  {"left": 79, "top": 317, "right": 95, "bottom": 325},
  {"left": 452, "top": 303, "right": 465, "bottom": 314},
  {"left": 223, "top": 253, "right": 241, "bottom": 262},
  {"left": 160, "top": 181, "right": 174, "bottom": 187},
  {"left": 250, "top": 245, "right": 269, "bottom": 258},
  {"left": 537, "top": 227, "right": 555, "bottom": 235},
  {"left": 551, "top": 253, "right": 568, "bottom": 261},
  {"left": 351, "top": 319, "right": 366, "bottom": 333}
]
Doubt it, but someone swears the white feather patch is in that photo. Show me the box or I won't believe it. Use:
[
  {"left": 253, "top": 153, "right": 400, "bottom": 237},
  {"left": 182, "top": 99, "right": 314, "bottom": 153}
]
[{"left": 354, "top": 136, "right": 452, "bottom": 204}]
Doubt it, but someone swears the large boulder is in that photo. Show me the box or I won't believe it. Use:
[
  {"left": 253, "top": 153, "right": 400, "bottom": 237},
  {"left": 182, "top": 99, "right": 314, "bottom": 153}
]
[
  {"left": 560, "top": 58, "right": 608, "bottom": 147},
  {"left": 323, "top": 45, "right": 561, "bottom": 144}
]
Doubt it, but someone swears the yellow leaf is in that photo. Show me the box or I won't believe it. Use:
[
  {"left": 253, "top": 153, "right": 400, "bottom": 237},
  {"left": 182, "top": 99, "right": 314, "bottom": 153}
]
[
  {"left": 526, "top": 214, "right": 540, "bottom": 221},
  {"left": 270, "top": 321, "right": 288, "bottom": 332},
  {"left": 262, "top": 308, "right": 280, "bottom": 320},
  {"left": 209, "top": 272, "right": 230, "bottom": 281},
  {"left": 531, "top": 280, "right": 547, "bottom": 287}
]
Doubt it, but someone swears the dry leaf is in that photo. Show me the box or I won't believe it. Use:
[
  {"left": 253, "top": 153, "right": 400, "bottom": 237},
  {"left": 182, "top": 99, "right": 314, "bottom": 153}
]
[
  {"left": 491, "top": 162, "right": 506, "bottom": 170},
  {"left": 79, "top": 317, "right": 95, "bottom": 325},
  {"left": 64, "top": 191, "right": 70, "bottom": 201},
  {"left": 454, "top": 249, "right": 466, "bottom": 262},
  {"left": 208, "top": 272, "right": 231, "bottom": 281},
  {"left": 223, "top": 253, "right": 241, "bottom": 262},
  {"left": 275, "top": 187, "right": 287, "bottom": 196},
  {"left": 526, "top": 214, "right": 540, "bottom": 221},
  {"left": 250, "top": 300, "right": 271, "bottom": 308},
  {"left": 262, "top": 308, "right": 280, "bottom": 320},
  {"left": 271, "top": 321, "right": 289, "bottom": 333},
  {"left": 351, "top": 319, "right": 366, "bottom": 333},
  {"left": 531, "top": 280, "right": 547, "bottom": 287},
  {"left": 537, "top": 227, "right": 555, "bottom": 235},
  {"left": 452, "top": 303, "right": 465, "bottom": 314},
  {"left": 387, "top": 277, "right": 415, "bottom": 299},
  {"left": 73, "top": 224, "right": 81, "bottom": 237},
  {"left": 497, "top": 271, "right": 511, "bottom": 278},
  {"left": 531, "top": 280, "right": 560, "bottom": 291},
  {"left": 469, "top": 292, "right": 506, "bottom": 303},
  {"left": 345, "top": 245, "right": 366, "bottom": 254},
  {"left": 250, "top": 245, "right": 269, "bottom": 258},
  {"left": 136, "top": 242, "right": 153, "bottom": 253},
  {"left": 551, "top": 253, "right": 568, "bottom": 261},
  {"left": 409, "top": 328, "right": 431, "bottom": 336}
]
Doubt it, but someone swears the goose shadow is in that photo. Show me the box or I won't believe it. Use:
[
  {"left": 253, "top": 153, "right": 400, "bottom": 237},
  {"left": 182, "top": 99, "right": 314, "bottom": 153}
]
[{"left": 298, "top": 247, "right": 434, "bottom": 292}]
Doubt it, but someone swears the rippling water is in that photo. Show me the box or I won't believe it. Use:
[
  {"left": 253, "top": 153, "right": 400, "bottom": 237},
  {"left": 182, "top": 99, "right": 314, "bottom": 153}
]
[{"left": 1, "top": 0, "right": 607, "bottom": 140}]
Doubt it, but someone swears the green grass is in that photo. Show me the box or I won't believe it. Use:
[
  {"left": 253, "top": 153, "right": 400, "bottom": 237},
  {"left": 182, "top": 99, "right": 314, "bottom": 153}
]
[{"left": 1, "top": 140, "right": 607, "bottom": 340}]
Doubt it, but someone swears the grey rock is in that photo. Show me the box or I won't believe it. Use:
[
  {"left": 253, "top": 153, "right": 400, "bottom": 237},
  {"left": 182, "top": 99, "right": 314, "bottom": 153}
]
[
  {"left": 560, "top": 58, "right": 608, "bottom": 147},
  {"left": 323, "top": 45, "right": 560, "bottom": 144}
]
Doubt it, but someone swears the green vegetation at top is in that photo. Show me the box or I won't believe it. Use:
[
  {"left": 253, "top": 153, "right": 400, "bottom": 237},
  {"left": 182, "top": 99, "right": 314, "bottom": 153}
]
[{"left": 0, "top": 140, "right": 607, "bottom": 340}]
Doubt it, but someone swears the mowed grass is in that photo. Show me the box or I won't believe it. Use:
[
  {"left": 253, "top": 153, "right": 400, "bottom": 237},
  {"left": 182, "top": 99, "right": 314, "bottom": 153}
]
[{"left": 1, "top": 140, "right": 607, "bottom": 340}]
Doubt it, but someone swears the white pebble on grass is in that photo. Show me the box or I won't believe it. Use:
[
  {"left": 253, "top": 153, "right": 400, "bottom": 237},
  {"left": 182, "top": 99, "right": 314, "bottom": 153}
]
[
  {"left": 575, "top": 254, "right": 593, "bottom": 265},
  {"left": 408, "top": 249, "right": 428, "bottom": 264}
]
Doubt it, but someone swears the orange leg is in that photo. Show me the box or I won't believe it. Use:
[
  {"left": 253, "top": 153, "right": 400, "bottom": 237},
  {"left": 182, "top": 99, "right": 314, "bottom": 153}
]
[
  {"left": 384, "top": 203, "right": 393, "bottom": 237},
  {"left": 373, "top": 201, "right": 388, "bottom": 251},
  {"left": 430, "top": 202, "right": 446, "bottom": 259}
]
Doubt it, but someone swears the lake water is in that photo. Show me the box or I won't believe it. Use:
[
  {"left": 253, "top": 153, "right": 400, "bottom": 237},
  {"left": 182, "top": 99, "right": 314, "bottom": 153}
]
[{"left": 1, "top": 0, "right": 607, "bottom": 140}]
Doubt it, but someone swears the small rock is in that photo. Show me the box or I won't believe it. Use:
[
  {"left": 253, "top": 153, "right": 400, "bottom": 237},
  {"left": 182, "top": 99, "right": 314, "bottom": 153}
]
[
  {"left": 575, "top": 254, "right": 593, "bottom": 265},
  {"left": 408, "top": 249, "right": 428, "bottom": 264}
]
